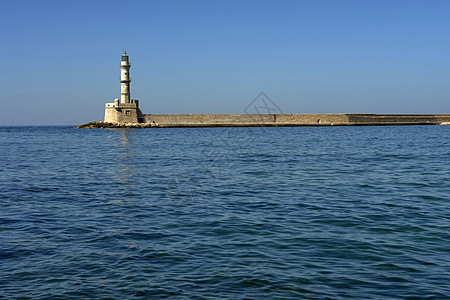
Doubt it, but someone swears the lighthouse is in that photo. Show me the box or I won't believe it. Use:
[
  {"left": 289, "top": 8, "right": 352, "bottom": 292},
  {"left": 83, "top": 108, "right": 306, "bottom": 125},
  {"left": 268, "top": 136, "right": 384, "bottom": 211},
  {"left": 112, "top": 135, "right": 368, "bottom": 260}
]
[
  {"left": 120, "top": 51, "right": 131, "bottom": 103},
  {"left": 104, "top": 51, "right": 144, "bottom": 123}
]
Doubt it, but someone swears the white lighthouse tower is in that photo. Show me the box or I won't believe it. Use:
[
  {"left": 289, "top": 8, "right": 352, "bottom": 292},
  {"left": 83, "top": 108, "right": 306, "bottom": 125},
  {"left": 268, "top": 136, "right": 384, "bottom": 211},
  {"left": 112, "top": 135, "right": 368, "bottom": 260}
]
[
  {"left": 104, "top": 51, "right": 144, "bottom": 123},
  {"left": 120, "top": 51, "right": 131, "bottom": 104}
]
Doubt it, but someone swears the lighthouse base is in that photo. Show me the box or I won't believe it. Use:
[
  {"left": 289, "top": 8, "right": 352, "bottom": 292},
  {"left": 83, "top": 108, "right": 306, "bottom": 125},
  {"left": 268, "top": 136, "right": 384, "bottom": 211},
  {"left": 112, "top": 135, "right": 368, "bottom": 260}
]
[{"left": 104, "top": 100, "right": 145, "bottom": 123}]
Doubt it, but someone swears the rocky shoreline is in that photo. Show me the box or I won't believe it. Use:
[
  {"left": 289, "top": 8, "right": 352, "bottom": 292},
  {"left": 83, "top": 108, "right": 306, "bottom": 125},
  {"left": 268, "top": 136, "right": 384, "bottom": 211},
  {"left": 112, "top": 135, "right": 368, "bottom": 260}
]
[{"left": 77, "top": 121, "right": 157, "bottom": 128}]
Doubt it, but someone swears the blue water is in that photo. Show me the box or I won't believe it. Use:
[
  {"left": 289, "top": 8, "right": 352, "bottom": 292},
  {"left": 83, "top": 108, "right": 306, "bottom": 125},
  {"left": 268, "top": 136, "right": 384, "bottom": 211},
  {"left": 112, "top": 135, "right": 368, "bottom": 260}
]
[{"left": 1, "top": 126, "right": 449, "bottom": 299}]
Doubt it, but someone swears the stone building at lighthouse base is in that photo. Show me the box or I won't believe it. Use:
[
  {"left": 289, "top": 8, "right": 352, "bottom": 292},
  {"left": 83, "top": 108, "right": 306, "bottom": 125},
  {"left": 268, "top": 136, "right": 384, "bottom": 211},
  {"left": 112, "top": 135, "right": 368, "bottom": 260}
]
[{"left": 104, "top": 98, "right": 145, "bottom": 124}]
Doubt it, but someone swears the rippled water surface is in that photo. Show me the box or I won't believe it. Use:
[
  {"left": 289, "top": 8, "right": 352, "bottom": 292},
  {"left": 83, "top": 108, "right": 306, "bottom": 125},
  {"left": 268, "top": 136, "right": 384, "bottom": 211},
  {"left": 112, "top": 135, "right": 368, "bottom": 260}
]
[{"left": 1, "top": 126, "right": 449, "bottom": 299}]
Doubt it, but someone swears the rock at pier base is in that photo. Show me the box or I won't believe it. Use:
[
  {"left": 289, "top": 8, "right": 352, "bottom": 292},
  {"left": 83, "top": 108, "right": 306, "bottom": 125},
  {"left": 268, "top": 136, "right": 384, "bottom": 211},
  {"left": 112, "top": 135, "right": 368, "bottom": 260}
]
[{"left": 76, "top": 121, "right": 155, "bottom": 129}]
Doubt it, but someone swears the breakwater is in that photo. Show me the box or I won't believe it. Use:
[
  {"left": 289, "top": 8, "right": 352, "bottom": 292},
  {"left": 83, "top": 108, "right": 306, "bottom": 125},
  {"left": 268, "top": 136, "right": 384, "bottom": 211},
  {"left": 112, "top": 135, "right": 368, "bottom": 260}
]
[
  {"left": 81, "top": 114, "right": 450, "bottom": 128},
  {"left": 145, "top": 113, "right": 450, "bottom": 127}
]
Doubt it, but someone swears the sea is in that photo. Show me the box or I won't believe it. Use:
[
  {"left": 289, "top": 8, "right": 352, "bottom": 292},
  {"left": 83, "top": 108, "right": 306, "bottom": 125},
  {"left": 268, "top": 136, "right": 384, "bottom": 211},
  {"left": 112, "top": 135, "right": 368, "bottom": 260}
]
[{"left": 1, "top": 125, "right": 449, "bottom": 299}]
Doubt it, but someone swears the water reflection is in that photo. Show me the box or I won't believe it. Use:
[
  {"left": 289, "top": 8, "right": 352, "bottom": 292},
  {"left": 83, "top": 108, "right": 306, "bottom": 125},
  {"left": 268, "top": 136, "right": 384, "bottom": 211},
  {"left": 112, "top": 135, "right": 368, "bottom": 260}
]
[
  {"left": 103, "top": 128, "right": 142, "bottom": 211},
  {"left": 109, "top": 129, "right": 138, "bottom": 187},
  {"left": 105, "top": 130, "right": 142, "bottom": 257}
]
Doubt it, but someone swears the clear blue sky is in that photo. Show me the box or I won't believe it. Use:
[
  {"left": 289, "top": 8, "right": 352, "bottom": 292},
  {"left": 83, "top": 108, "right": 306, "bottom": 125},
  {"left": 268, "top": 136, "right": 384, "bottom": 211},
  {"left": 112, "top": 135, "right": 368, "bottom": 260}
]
[{"left": 1, "top": 0, "right": 449, "bottom": 125}]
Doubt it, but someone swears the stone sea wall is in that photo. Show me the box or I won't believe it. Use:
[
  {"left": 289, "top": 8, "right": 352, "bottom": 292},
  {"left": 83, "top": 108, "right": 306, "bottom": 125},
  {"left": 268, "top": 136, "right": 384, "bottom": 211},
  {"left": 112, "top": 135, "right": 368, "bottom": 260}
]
[
  {"left": 144, "top": 113, "right": 351, "bottom": 126},
  {"left": 346, "top": 114, "right": 450, "bottom": 125},
  {"left": 143, "top": 113, "right": 450, "bottom": 127}
]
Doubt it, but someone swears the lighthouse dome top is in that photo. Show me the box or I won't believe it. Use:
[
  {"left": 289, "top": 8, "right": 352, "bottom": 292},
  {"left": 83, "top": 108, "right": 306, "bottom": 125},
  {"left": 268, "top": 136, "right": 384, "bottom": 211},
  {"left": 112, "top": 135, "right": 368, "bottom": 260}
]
[{"left": 121, "top": 51, "right": 130, "bottom": 63}]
